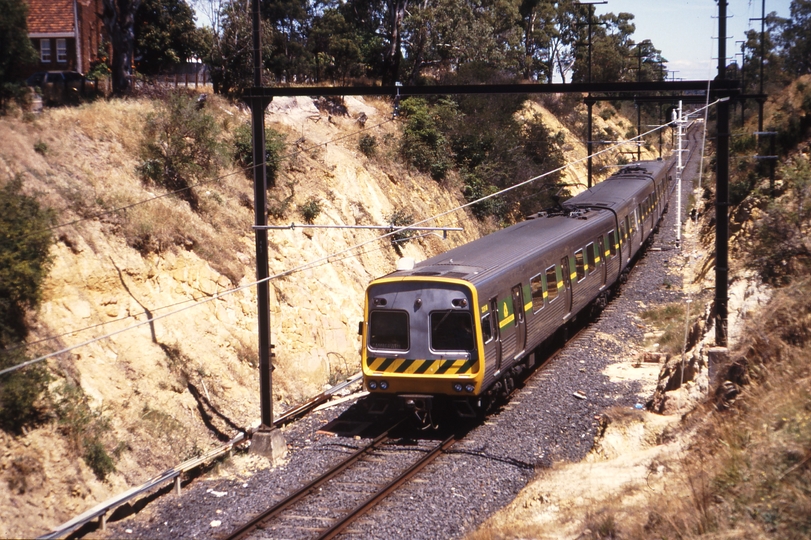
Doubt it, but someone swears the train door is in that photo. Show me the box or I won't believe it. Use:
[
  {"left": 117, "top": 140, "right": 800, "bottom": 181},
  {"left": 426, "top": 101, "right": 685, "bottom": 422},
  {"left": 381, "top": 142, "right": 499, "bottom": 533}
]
[
  {"left": 597, "top": 237, "right": 607, "bottom": 287},
  {"left": 489, "top": 297, "right": 502, "bottom": 372},
  {"left": 511, "top": 285, "right": 526, "bottom": 357},
  {"left": 560, "top": 256, "right": 573, "bottom": 319}
]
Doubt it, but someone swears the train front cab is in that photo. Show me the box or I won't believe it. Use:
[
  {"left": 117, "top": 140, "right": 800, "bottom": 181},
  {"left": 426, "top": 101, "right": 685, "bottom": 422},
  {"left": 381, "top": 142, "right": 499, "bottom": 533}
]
[{"left": 361, "top": 276, "right": 487, "bottom": 421}]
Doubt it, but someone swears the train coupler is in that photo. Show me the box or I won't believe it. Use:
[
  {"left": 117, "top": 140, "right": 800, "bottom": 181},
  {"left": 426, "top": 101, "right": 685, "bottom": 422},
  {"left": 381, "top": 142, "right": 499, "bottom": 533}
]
[{"left": 400, "top": 394, "right": 437, "bottom": 430}]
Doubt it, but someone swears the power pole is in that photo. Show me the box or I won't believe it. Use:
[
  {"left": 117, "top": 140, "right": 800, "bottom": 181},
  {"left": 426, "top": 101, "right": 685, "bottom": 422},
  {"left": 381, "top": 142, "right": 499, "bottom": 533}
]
[
  {"left": 715, "top": 0, "right": 730, "bottom": 347},
  {"left": 248, "top": 0, "right": 286, "bottom": 462},
  {"left": 575, "top": 1, "right": 607, "bottom": 187}
]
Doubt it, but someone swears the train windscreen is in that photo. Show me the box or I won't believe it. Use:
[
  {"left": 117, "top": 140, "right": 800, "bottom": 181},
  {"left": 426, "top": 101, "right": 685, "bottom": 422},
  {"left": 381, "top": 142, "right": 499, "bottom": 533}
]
[
  {"left": 369, "top": 311, "right": 409, "bottom": 351},
  {"left": 430, "top": 311, "right": 474, "bottom": 351}
]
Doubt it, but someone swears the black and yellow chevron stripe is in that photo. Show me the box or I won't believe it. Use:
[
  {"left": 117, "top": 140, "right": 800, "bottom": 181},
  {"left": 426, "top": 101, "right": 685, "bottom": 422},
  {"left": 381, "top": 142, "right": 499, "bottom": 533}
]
[{"left": 365, "top": 357, "right": 478, "bottom": 375}]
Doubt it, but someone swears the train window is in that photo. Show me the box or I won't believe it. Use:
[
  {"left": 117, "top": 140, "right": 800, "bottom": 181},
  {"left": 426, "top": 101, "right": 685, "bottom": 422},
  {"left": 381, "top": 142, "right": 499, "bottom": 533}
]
[
  {"left": 369, "top": 310, "right": 409, "bottom": 351},
  {"left": 430, "top": 311, "right": 475, "bottom": 351},
  {"left": 607, "top": 230, "right": 617, "bottom": 256},
  {"left": 585, "top": 242, "right": 596, "bottom": 273},
  {"left": 545, "top": 265, "right": 559, "bottom": 302},
  {"left": 530, "top": 273, "right": 545, "bottom": 312},
  {"left": 598, "top": 237, "right": 606, "bottom": 262},
  {"left": 619, "top": 221, "right": 626, "bottom": 243},
  {"left": 481, "top": 312, "right": 493, "bottom": 344},
  {"left": 574, "top": 249, "right": 586, "bottom": 281}
]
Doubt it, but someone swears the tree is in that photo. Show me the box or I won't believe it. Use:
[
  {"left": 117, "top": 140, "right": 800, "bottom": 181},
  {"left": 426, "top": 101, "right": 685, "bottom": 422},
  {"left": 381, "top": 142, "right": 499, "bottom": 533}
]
[
  {"left": 102, "top": 0, "right": 143, "bottom": 94},
  {"left": 205, "top": 0, "right": 272, "bottom": 96},
  {"left": 135, "top": 0, "right": 211, "bottom": 75},
  {"left": 0, "top": 0, "right": 38, "bottom": 110},
  {"left": 782, "top": 0, "right": 811, "bottom": 76}
]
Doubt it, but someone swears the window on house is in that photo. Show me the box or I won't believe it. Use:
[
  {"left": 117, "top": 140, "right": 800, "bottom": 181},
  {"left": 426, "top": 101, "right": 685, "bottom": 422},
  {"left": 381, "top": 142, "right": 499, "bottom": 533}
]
[
  {"left": 40, "top": 40, "right": 51, "bottom": 63},
  {"left": 56, "top": 39, "right": 67, "bottom": 63}
]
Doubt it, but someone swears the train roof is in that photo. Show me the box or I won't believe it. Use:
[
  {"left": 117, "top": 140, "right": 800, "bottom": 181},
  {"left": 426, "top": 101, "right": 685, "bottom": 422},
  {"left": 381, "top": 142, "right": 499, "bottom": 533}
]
[
  {"left": 381, "top": 208, "right": 612, "bottom": 285},
  {"left": 565, "top": 160, "right": 668, "bottom": 211},
  {"left": 372, "top": 159, "right": 671, "bottom": 288}
]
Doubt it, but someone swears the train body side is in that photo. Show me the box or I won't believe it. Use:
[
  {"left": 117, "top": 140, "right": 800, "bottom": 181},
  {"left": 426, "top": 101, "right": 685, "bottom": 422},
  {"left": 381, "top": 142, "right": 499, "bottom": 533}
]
[{"left": 360, "top": 160, "right": 672, "bottom": 413}]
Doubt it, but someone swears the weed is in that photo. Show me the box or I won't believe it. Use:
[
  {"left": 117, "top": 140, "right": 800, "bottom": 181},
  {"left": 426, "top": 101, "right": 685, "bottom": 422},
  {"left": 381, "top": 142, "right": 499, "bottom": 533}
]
[
  {"left": 53, "top": 382, "right": 118, "bottom": 480},
  {"left": 386, "top": 208, "right": 416, "bottom": 252},
  {"left": 298, "top": 196, "right": 321, "bottom": 224},
  {"left": 232, "top": 123, "right": 286, "bottom": 186},
  {"left": 33, "top": 141, "right": 47, "bottom": 154},
  {"left": 138, "top": 93, "right": 224, "bottom": 211},
  {"left": 358, "top": 134, "right": 377, "bottom": 157}
]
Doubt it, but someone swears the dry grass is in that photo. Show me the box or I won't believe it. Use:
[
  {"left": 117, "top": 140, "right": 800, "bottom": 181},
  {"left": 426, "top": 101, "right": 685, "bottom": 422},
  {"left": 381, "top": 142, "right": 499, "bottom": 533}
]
[{"left": 624, "top": 281, "right": 811, "bottom": 539}]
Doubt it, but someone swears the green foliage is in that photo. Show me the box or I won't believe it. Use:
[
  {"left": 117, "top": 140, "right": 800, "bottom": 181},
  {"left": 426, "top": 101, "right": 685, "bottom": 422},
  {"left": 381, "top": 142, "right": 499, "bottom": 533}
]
[
  {"left": 0, "top": 176, "right": 54, "bottom": 434},
  {"left": 0, "top": 350, "right": 50, "bottom": 434},
  {"left": 33, "top": 141, "right": 47, "bottom": 155},
  {"left": 54, "top": 382, "right": 117, "bottom": 481},
  {"left": 206, "top": 0, "right": 272, "bottom": 96},
  {"left": 399, "top": 98, "right": 454, "bottom": 181},
  {"left": 232, "top": 123, "right": 286, "bottom": 186},
  {"left": 138, "top": 93, "right": 224, "bottom": 210},
  {"left": 386, "top": 208, "right": 416, "bottom": 250},
  {"left": 748, "top": 154, "right": 811, "bottom": 284},
  {"left": 86, "top": 42, "right": 112, "bottom": 81},
  {"left": 599, "top": 107, "right": 616, "bottom": 121},
  {"left": 0, "top": 176, "right": 55, "bottom": 345},
  {"left": 358, "top": 134, "right": 377, "bottom": 157},
  {"left": 0, "top": 0, "right": 38, "bottom": 111},
  {"left": 135, "top": 0, "right": 211, "bottom": 76},
  {"left": 298, "top": 196, "right": 321, "bottom": 224}
]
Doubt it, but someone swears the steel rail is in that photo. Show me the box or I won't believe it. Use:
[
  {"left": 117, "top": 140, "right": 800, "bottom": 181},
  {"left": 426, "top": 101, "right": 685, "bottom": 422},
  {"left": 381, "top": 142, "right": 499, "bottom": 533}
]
[
  {"left": 224, "top": 419, "right": 406, "bottom": 540},
  {"left": 318, "top": 434, "right": 458, "bottom": 540},
  {"left": 38, "top": 374, "right": 363, "bottom": 539}
]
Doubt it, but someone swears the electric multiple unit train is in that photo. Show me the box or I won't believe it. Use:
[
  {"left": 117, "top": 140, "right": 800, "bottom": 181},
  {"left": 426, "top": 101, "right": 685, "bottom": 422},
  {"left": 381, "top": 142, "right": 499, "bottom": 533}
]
[{"left": 359, "top": 160, "right": 672, "bottom": 422}]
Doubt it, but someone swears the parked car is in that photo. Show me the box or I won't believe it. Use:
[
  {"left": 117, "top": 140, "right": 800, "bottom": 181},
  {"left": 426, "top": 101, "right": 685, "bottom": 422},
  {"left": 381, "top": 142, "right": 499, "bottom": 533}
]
[{"left": 26, "top": 71, "right": 85, "bottom": 105}]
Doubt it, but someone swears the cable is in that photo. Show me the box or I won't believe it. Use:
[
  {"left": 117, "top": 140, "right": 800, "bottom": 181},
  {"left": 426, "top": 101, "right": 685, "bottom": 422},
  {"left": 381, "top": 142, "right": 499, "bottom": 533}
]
[{"left": 1, "top": 103, "right": 724, "bottom": 377}]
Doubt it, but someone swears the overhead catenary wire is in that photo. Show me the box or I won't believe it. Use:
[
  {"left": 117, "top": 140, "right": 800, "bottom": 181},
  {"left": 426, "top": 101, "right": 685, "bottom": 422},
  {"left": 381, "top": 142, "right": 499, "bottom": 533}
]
[{"left": 1, "top": 98, "right": 724, "bottom": 378}]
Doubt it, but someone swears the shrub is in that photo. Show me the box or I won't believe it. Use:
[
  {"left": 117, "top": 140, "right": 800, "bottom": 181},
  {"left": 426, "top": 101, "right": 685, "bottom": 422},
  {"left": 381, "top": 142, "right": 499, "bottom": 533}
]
[
  {"left": 0, "top": 175, "right": 54, "bottom": 345},
  {"left": 0, "top": 176, "right": 54, "bottom": 434},
  {"left": 358, "top": 134, "right": 377, "bottom": 157},
  {"left": 232, "top": 122, "right": 286, "bottom": 186},
  {"left": 138, "top": 93, "right": 224, "bottom": 210},
  {"left": 0, "top": 350, "right": 50, "bottom": 434},
  {"left": 33, "top": 141, "right": 47, "bottom": 154},
  {"left": 298, "top": 196, "right": 321, "bottom": 224},
  {"left": 54, "top": 382, "right": 117, "bottom": 480},
  {"left": 386, "top": 208, "right": 416, "bottom": 251},
  {"left": 399, "top": 98, "right": 453, "bottom": 181}
]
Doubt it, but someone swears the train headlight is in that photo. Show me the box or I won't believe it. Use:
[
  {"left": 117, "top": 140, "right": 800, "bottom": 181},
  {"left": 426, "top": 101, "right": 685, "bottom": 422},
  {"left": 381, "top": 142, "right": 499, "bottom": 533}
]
[
  {"left": 453, "top": 383, "right": 463, "bottom": 392},
  {"left": 465, "top": 384, "right": 475, "bottom": 393},
  {"left": 368, "top": 380, "right": 378, "bottom": 390},
  {"left": 379, "top": 380, "right": 389, "bottom": 390}
]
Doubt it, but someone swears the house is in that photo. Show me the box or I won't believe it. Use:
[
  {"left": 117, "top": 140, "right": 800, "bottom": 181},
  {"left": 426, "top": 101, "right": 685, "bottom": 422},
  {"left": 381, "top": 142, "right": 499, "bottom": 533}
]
[{"left": 26, "top": 0, "right": 107, "bottom": 75}]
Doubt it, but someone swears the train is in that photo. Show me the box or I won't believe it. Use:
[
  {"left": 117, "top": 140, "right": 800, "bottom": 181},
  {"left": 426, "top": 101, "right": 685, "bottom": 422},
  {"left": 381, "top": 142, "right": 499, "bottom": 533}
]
[{"left": 359, "top": 159, "right": 673, "bottom": 424}]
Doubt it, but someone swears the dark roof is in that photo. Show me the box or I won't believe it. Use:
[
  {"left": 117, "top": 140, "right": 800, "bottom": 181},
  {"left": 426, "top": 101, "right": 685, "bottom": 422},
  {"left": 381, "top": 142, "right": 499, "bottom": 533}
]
[{"left": 27, "top": 0, "right": 75, "bottom": 35}]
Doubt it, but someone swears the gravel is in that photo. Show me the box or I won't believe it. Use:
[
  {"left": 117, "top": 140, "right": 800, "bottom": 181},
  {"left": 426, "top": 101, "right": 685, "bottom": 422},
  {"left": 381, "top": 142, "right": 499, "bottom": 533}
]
[{"left": 101, "top": 139, "right": 702, "bottom": 540}]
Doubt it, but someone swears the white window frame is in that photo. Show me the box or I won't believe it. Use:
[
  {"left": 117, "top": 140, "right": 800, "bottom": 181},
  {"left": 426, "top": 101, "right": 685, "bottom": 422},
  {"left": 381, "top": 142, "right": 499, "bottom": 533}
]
[
  {"left": 56, "top": 38, "right": 67, "bottom": 63},
  {"left": 40, "top": 39, "right": 51, "bottom": 63}
]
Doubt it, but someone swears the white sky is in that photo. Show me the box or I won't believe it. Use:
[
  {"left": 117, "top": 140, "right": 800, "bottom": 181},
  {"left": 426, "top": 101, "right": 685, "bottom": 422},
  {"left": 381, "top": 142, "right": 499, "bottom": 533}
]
[
  {"left": 193, "top": 0, "right": 796, "bottom": 81},
  {"left": 596, "top": 0, "right": 794, "bottom": 80}
]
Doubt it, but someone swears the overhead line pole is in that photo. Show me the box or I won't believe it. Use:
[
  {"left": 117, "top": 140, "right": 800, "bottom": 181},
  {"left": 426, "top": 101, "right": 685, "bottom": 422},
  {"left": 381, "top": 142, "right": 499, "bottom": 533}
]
[
  {"left": 575, "top": 1, "right": 607, "bottom": 187},
  {"left": 248, "top": 0, "right": 285, "bottom": 461},
  {"left": 716, "top": 0, "right": 730, "bottom": 347}
]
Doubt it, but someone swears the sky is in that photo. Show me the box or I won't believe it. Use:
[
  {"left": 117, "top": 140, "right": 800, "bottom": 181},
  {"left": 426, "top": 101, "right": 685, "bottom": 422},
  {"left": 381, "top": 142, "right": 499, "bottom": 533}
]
[{"left": 596, "top": 0, "right": 795, "bottom": 80}]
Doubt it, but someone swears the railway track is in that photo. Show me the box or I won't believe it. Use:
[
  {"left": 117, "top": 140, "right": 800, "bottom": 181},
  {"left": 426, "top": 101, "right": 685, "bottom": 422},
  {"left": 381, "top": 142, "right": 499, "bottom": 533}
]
[{"left": 224, "top": 420, "right": 459, "bottom": 540}]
